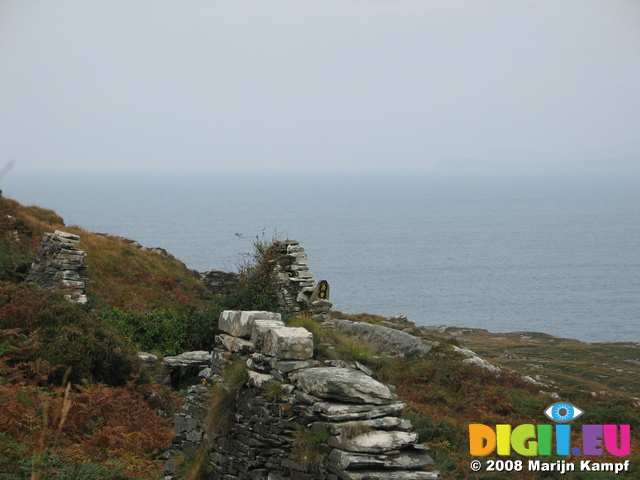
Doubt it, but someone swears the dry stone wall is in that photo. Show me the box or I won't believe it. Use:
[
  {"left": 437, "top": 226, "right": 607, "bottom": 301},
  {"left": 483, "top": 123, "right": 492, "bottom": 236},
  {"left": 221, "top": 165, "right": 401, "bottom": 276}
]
[
  {"left": 270, "top": 240, "right": 333, "bottom": 321},
  {"left": 27, "top": 230, "right": 89, "bottom": 305},
  {"left": 163, "top": 310, "right": 441, "bottom": 480}
]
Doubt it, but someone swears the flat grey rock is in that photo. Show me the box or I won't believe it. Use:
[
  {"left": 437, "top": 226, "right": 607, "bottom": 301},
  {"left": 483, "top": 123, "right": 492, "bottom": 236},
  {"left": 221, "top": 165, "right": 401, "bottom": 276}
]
[{"left": 291, "top": 367, "right": 394, "bottom": 404}]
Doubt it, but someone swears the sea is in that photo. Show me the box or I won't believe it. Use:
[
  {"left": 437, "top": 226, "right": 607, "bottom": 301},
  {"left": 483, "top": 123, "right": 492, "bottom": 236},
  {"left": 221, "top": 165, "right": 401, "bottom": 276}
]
[{"left": 4, "top": 166, "right": 639, "bottom": 344}]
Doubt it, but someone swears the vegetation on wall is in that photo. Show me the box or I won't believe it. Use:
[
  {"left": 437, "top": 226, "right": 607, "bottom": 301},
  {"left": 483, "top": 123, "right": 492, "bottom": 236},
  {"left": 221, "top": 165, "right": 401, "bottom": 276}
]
[{"left": 218, "top": 232, "right": 283, "bottom": 312}]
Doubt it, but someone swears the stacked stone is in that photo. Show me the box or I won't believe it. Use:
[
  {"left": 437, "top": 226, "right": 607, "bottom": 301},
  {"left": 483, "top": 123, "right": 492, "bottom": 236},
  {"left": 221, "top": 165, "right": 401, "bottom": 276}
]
[
  {"left": 163, "top": 310, "right": 441, "bottom": 480},
  {"left": 271, "top": 240, "right": 317, "bottom": 313},
  {"left": 27, "top": 230, "right": 89, "bottom": 305}
]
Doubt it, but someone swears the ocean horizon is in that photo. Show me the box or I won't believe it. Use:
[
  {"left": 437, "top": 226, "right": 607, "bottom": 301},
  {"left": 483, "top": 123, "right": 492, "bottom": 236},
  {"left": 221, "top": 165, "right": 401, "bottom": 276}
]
[{"left": 4, "top": 166, "right": 639, "bottom": 344}]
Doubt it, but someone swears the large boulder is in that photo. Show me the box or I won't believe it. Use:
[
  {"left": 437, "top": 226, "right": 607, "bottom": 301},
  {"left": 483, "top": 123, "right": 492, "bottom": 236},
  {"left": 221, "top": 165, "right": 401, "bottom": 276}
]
[
  {"left": 328, "top": 319, "right": 435, "bottom": 357},
  {"left": 291, "top": 367, "right": 394, "bottom": 405}
]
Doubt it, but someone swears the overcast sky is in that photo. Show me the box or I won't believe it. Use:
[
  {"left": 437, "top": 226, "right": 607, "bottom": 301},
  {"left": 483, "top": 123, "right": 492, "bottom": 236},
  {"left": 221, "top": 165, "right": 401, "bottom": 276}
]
[{"left": 1, "top": 0, "right": 639, "bottom": 174}]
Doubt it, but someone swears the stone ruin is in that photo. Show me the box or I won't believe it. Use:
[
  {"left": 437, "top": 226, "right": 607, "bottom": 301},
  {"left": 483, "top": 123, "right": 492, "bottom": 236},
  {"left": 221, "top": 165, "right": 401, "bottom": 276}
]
[
  {"left": 27, "top": 230, "right": 89, "bottom": 305},
  {"left": 162, "top": 310, "right": 441, "bottom": 480},
  {"left": 271, "top": 240, "right": 332, "bottom": 321}
]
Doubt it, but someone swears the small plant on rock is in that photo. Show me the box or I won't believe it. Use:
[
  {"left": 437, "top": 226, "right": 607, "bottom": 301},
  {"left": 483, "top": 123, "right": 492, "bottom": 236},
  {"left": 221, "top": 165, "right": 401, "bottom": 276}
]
[
  {"left": 339, "top": 422, "right": 373, "bottom": 440},
  {"left": 264, "top": 380, "right": 286, "bottom": 402}
]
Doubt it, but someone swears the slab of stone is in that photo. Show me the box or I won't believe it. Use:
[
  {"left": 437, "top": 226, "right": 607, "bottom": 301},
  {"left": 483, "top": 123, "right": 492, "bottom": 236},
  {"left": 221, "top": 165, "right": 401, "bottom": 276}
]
[
  {"left": 313, "top": 402, "right": 407, "bottom": 422},
  {"left": 250, "top": 319, "right": 286, "bottom": 348},
  {"left": 54, "top": 230, "right": 80, "bottom": 243},
  {"left": 218, "top": 333, "right": 256, "bottom": 353},
  {"left": 219, "top": 310, "right": 282, "bottom": 339},
  {"left": 217, "top": 334, "right": 256, "bottom": 354},
  {"left": 261, "top": 327, "right": 314, "bottom": 360},
  {"left": 315, "top": 417, "right": 404, "bottom": 435},
  {"left": 329, "top": 448, "right": 435, "bottom": 470},
  {"left": 328, "top": 430, "right": 418, "bottom": 454},
  {"left": 268, "top": 358, "right": 321, "bottom": 373},
  {"left": 164, "top": 351, "right": 211, "bottom": 368},
  {"left": 137, "top": 352, "right": 158, "bottom": 368},
  {"left": 328, "top": 319, "right": 436, "bottom": 357},
  {"left": 211, "top": 349, "right": 230, "bottom": 370},
  {"left": 291, "top": 367, "right": 393, "bottom": 405}
]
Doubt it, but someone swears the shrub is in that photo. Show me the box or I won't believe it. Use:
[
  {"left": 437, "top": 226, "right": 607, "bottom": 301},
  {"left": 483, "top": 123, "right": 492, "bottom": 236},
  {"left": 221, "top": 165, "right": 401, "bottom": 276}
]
[
  {"left": 99, "top": 308, "right": 187, "bottom": 356},
  {"left": 218, "top": 233, "right": 283, "bottom": 311},
  {"left": 264, "top": 381, "right": 285, "bottom": 402},
  {"left": 181, "top": 305, "right": 222, "bottom": 351},
  {"left": 0, "top": 197, "right": 38, "bottom": 282},
  {"left": 0, "top": 283, "right": 138, "bottom": 386}
]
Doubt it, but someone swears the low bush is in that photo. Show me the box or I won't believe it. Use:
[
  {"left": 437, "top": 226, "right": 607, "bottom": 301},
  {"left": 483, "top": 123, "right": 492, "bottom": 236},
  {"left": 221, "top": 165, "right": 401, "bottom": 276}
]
[
  {"left": 99, "top": 305, "right": 222, "bottom": 356},
  {"left": 217, "top": 233, "right": 283, "bottom": 312},
  {"left": 99, "top": 308, "right": 187, "bottom": 356},
  {"left": 0, "top": 283, "right": 138, "bottom": 386}
]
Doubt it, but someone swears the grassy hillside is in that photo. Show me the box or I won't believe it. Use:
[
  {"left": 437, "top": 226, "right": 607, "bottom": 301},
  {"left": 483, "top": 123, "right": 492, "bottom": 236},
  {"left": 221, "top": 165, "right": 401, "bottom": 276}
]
[
  {"left": 10, "top": 199, "right": 211, "bottom": 312},
  {"left": 0, "top": 195, "right": 219, "bottom": 478},
  {"left": 1, "top": 194, "right": 638, "bottom": 479}
]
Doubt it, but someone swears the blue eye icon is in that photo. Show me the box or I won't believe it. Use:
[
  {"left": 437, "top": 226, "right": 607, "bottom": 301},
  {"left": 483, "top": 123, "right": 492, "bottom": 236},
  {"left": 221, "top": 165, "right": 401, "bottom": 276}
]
[{"left": 544, "top": 402, "right": 584, "bottom": 423}]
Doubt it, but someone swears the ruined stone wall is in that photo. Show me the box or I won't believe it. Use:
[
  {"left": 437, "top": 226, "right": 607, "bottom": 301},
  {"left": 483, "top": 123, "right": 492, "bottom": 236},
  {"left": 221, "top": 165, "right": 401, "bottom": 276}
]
[
  {"left": 270, "top": 240, "right": 316, "bottom": 314},
  {"left": 270, "top": 241, "right": 332, "bottom": 321},
  {"left": 27, "top": 230, "right": 89, "bottom": 305},
  {"left": 163, "top": 311, "right": 441, "bottom": 480}
]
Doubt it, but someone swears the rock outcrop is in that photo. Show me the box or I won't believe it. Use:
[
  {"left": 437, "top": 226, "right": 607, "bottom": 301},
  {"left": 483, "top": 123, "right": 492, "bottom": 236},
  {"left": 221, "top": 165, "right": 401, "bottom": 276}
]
[
  {"left": 163, "top": 310, "right": 441, "bottom": 480},
  {"left": 200, "top": 268, "right": 240, "bottom": 295},
  {"left": 327, "top": 319, "right": 436, "bottom": 357},
  {"left": 27, "top": 230, "right": 89, "bottom": 305}
]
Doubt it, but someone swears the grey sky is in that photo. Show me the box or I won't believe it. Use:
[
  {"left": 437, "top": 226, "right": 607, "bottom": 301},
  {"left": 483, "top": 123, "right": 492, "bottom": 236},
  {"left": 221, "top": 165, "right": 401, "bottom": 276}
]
[{"left": 1, "top": 0, "right": 639, "bottom": 173}]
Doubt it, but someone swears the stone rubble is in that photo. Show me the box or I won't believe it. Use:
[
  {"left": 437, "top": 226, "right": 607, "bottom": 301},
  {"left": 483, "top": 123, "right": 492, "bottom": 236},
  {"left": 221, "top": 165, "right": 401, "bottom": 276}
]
[{"left": 163, "top": 309, "right": 441, "bottom": 480}]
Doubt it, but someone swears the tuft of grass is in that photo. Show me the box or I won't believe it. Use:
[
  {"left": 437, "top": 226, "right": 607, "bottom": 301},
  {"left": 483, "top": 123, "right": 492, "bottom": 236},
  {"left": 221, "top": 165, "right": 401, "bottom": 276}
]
[
  {"left": 333, "top": 335, "right": 376, "bottom": 364},
  {"left": 264, "top": 380, "right": 286, "bottom": 402},
  {"left": 339, "top": 422, "right": 372, "bottom": 440},
  {"left": 223, "top": 358, "right": 249, "bottom": 391},
  {"left": 291, "top": 425, "right": 331, "bottom": 472},
  {"left": 204, "top": 359, "right": 248, "bottom": 438}
]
